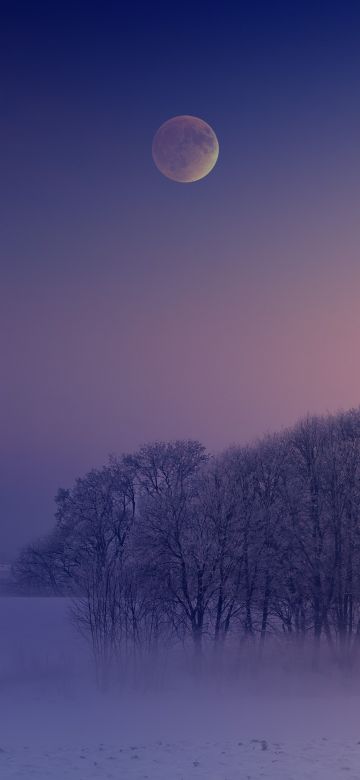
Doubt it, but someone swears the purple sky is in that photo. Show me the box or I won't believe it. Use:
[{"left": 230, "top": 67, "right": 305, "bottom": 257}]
[{"left": 2, "top": 3, "right": 360, "bottom": 557}]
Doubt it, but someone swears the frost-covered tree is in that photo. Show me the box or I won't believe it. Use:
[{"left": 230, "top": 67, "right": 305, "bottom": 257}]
[
  {"left": 14, "top": 408, "right": 360, "bottom": 670},
  {"left": 129, "top": 441, "right": 210, "bottom": 657}
]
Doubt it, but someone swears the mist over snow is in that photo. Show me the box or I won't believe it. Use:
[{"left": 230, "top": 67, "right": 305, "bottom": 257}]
[
  {"left": 1, "top": 596, "right": 360, "bottom": 778},
  {"left": 6, "top": 416, "right": 360, "bottom": 776}
]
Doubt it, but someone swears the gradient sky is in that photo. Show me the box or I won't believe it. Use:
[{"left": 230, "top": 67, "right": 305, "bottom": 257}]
[{"left": 2, "top": 1, "right": 360, "bottom": 557}]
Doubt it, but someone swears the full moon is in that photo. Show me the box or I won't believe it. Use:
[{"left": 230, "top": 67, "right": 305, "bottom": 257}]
[{"left": 152, "top": 115, "right": 219, "bottom": 183}]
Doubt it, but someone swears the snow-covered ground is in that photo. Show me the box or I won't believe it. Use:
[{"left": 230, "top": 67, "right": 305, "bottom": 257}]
[
  {"left": 3, "top": 734, "right": 360, "bottom": 779},
  {"left": 1, "top": 598, "right": 360, "bottom": 779}
]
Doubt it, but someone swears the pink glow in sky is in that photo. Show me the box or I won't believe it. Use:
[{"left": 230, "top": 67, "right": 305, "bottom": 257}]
[{"left": 2, "top": 2, "right": 360, "bottom": 555}]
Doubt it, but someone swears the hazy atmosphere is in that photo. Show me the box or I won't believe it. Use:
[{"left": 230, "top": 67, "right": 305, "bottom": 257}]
[{"left": 3, "top": 2, "right": 360, "bottom": 779}]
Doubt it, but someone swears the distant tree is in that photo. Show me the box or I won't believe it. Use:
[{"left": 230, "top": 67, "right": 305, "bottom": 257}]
[{"left": 13, "top": 534, "right": 62, "bottom": 594}]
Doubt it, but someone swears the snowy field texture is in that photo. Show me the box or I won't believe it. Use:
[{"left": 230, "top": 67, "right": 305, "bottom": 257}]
[{"left": 1, "top": 598, "right": 360, "bottom": 778}]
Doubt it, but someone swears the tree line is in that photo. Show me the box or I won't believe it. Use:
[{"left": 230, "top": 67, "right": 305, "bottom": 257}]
[{"left": 14, "top": 408, "right": 360, "bottom": 674}]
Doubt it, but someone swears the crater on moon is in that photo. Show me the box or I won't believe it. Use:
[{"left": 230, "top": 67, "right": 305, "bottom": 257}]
[{"left": 152, "top": 115, "right": 219, "bottom": 183}]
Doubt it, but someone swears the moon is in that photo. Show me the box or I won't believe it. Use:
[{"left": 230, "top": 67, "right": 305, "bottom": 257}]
[{"left": 152, "top": 115, "right": 219, "bottom": 183}]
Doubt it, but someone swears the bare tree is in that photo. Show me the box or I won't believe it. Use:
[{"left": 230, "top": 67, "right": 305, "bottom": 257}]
[
  {"left": 14, "top": 408, "right": 360, "bottom": 674},
  {"left": 129, "top": 441, "right": 211, "bottom": 659},
  {"left": 54, "top": 459, "right": 136, "bottom": 684}
]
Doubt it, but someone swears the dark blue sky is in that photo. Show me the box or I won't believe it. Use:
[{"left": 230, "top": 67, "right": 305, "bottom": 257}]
[
  {"left": 2, "top": 1, "right": 360, "bottom": 558},
  {"left": 3, "top": 2, "right": 360, "bottom": 157}
]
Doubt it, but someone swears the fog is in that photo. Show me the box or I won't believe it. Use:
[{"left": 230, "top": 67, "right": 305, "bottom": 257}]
[{"left": 1, "top": 597, "right": 360, "bottom": 778}]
